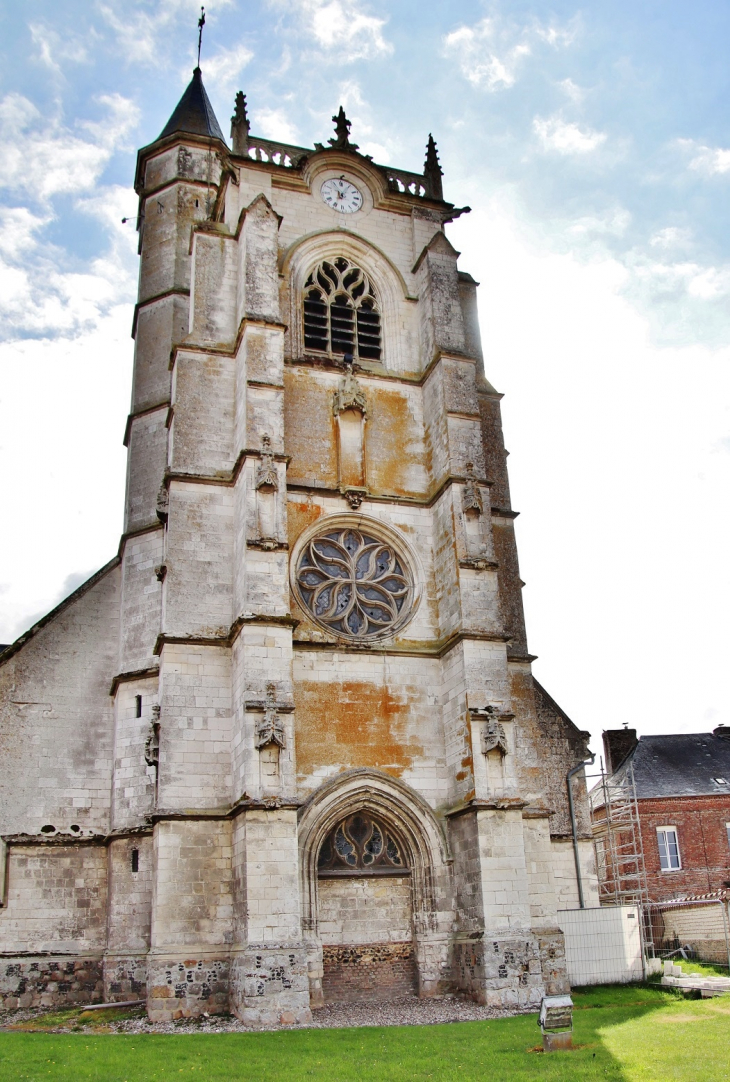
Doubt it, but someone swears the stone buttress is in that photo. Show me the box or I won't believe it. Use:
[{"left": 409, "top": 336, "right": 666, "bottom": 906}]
[{"left": 0, "top": 70, "right": 598, "bottom": 1020}]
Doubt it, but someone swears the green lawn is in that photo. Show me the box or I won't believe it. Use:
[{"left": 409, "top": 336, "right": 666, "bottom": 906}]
[{"left": 1, "top": 985, "right": 729, "bottom": 1081}]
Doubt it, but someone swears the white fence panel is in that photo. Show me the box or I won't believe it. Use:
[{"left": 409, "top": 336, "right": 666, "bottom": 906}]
[{"left": 559, "top": 905, "right": 643, "bottom": 986}]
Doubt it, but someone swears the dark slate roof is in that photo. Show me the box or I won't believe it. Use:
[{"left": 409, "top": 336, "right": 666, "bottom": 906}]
[
  {"left": 614, "top": 733, "right": 730, "bottom": 799},
  {"left": 157, "top": 68, "right": 226, "bottom": 143}
]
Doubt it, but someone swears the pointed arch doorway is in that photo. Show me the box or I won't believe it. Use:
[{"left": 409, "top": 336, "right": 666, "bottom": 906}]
[{"left": 316, "top": 810, "right": 417, "bottom": 1003}]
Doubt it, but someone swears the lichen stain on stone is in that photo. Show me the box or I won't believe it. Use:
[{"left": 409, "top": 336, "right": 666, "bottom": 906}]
[
  {"left": 294, "top": 679, "right": 423, "bottom": 780},
  {"left": 287, "top": 500, "right": 324, "bottom": 547},
  {"left": 283, "top": 369, "right": 338, "bottom": 487},
  {"left": 366, "top": 388, "right": 426, "bottom": 499}
]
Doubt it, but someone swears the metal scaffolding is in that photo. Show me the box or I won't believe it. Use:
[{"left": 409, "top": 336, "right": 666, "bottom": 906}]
[{"left": 589, "top": 760, "right": 654, "bottom": 954}]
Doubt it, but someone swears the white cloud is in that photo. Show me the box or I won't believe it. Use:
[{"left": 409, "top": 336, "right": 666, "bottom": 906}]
[
  {"left": 0, "top": 92, "right": 138, "bottom": 202},
  {"left": 275, "top": 0, "right": 393, "bottom": 62},
  {"left": 447, "top": 194, "right": 730, "bottom": 749},
  {"left": 98, "top": 0, "right": 235, "bottom": 67},
  {"left": 255, "top": 107, "right": 301, "bottom": 144},
  {"left": 677, "top": 137, "right": 730, "bottom": 176},
  {"left": 0, "top": 308, "right": 132, "bottom": 643},
  {"left": 444, "top": 15, "right": 576, "bottom": 92},
  {"left": 568, "top": 206, "right": 631, "bottom": 237},
  {"left": 198, "top": 42, "right": 254, "bottom": 97},
  {"left": 0, "top": 207, "right": 48, "bottom": 259},
  {"left": 649, "top": 226, "right": 693, "bottom": 250},
  {"left": 533, "top": 114, "right": 606, "bottom": 154},
  {"left": 30, "top": 22, "right": 90, "bottom": 74},
  {"left": 0, "top": 185, "right": 137, "bottom": 341},
  {"left": 559, "top": 78, "right": 584, "bottom": 103}
]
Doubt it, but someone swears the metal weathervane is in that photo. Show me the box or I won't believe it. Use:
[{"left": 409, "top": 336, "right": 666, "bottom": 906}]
[{"left": 197, "top": 6, "right": 206, "bottom": 67}]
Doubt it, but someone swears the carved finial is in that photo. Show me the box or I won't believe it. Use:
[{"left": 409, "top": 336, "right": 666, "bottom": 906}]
[
  {"left": 196, "top": 6, "right": 206, "bottom": 69},
  {"left": 255, "top": 434, "right": 278, "bottom": 490},
  {"left": 328, "top": 106, "right": 359, "bottom": 152},
  {"left": 463, "top": 462, "right": 483, "bottom": 514},
  {"left": 424, "top": 134, "right": 443, "bottom": 201},
  {"left": 231, "top": 91, "right": 250, "bottom": 155}
]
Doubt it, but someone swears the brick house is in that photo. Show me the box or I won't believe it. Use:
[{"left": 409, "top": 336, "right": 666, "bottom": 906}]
[{"left": 599, "top": 727, "right": 730, "bottom": 902}]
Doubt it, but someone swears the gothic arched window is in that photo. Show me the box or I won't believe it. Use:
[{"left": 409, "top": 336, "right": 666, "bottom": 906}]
[
  {"left": 303, "top": 258, "right": 382, "bottom": 361},
  {"left": 317, "top": 813, "right": 407, "bottom": 876}
]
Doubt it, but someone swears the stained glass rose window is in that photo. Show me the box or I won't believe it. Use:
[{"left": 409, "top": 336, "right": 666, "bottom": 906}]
[{"left": 294, "top": 526, "right": 415, "bottom": 640}]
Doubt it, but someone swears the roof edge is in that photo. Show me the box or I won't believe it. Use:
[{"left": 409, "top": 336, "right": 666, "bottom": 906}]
[{"left": 0, "top": 556, "right": 121, "bottom": 667}]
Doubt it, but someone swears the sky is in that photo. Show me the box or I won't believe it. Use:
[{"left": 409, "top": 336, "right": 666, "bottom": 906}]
[{"left": 0, "top": 0, "right": 729, "bottom": 763}]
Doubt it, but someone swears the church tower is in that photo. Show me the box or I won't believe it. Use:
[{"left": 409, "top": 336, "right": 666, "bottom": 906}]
[{"left": 0, "top": 69, "right": 597, "bottom": 1022}]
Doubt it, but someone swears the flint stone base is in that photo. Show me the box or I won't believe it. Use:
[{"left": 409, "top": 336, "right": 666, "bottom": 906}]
[
  {"left": 0, "top": 955, "right": 104, "bottom": 1010},
  {"left": 452, "top": 932, "right": 567, "bottom": 1010},
  {"left": 103, "top": 954, "right": 147, "bottom": 1003},
  {"left": 147, "top": 955, "right": 229, "bottom": 1021},
  {"left": 230, "top": 945, "right": 312, "bottom": 1026}
]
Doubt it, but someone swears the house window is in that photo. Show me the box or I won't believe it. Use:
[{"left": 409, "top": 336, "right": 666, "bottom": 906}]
[
  {"left": 303, "top": 258, "right": 381, "bottom": 361},
  {"left": 656, "top": 826, "right": 681, "bottom": 871}
]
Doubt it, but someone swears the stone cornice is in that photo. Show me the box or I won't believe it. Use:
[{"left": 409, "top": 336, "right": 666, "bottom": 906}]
[
  {"left": 131, "top": 287, "right": 190, "bottom": 338},
  {"left": 123, "top": 401, "right": 170, "bottom": 447},
  {"left": 109, "top": 665, "right": 160, "bottom": 697}
]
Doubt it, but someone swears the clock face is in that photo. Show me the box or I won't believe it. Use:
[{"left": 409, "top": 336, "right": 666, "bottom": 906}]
[{"left": 321, "top": 178, "right": 363, "bottom": 214}]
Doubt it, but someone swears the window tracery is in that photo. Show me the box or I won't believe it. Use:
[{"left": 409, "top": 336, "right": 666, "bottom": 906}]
[
  {"left": 294, "top": 526, "right": 414, "bottom": 640},
  {"left": 317, "top": 813, "right": 406, "bottom": 875},
  {"left": 303, "top": 258, "right": 382, "bottom": 361}
]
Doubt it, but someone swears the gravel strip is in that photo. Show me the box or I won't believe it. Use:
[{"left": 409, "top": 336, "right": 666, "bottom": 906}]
[{"left": 1, "top": 995, "right": 537, "bottom": 1035}]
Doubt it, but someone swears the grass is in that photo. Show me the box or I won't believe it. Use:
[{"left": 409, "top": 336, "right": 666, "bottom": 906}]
[{"left": 1, "top": 984, "right": 729, "bottom": 1081}]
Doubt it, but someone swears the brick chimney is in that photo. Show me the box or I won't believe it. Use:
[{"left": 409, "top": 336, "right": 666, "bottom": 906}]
[
  {"left": 602, "top": 729, "right": 638, "bottom": 774},
  {"left": 714, "top": 725, "right": 730, "bottom": 741}
]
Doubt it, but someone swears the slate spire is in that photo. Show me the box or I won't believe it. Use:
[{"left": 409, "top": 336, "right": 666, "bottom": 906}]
[
  {"left": 156, "top": 67, "right": 226, "bottom": 143},
  {"left": 423, "top": 134, "right": 443, "bottom": 201}
]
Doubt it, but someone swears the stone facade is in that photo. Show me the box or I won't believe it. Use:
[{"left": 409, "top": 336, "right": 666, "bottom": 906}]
[{"left": 0, "top": 71, "right": 598, "bottom": 1023}]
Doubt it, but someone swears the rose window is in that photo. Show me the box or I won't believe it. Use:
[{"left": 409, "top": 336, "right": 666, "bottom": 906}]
[{"left": 294, "top": 527, "right": 414, "bottom": 640}]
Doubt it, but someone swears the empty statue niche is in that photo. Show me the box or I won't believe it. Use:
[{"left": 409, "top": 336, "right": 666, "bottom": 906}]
[
  {"left": 333, "top": 364, "right": 368, "bottom": 491},
  {"left": 337, "top": 408, "right": 365, "bottom": 489},
  {"left": 482, "top": 717, "right": 509, "bottom": 798},
  {"left": 259, "top": 743, "right": 280, "bottom": 786}
]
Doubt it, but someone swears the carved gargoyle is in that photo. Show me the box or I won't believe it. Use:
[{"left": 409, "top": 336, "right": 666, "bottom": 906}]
[{"left": 255, "top": 683, "right": 286, "bottom": 750}]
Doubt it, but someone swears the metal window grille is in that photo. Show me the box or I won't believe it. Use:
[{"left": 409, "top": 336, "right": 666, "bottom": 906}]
[{"left": 303, "top": 258, "right": 381, "bottom": 361}]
